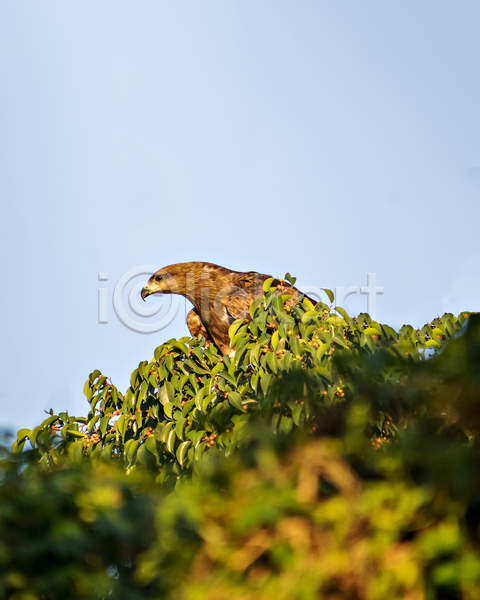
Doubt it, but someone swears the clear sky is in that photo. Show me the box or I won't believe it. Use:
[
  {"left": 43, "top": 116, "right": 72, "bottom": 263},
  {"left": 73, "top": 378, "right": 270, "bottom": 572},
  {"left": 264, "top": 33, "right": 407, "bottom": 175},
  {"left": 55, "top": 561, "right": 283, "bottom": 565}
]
[{"left": 1, "top": 1, "right": 479, "bottom": 434}]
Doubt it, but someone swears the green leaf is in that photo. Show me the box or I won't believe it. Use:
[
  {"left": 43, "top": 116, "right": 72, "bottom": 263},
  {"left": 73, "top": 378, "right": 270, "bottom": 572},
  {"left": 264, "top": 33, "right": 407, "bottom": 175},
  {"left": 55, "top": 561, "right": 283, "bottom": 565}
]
[
  {"left": 42, "top": 415, "right": 59, "bottom": 428},
  {"left": 138, "top": 361, "right": 149, "bottom": 380},
  {"left": 280, "top": 415, "right": 293, "bottom": 434},
  {"left": 190, "top": 347, "right": 203, "bottom": 363},
  {"left": 111, "top": 387, "right": 118, "bottom": 406},
  {"left": 194, "top": 388, "right": 206, "bottom": 411},
  {"left": 164, "top": 402, "right": 175, "bottom": 419},
  {"left": 289, "top": 335, "right": 301, "bottom": 356},
  {"left": 125, "top": 439, "right": 139, "bottom": 465},
  {"left": 193, "top": 430, "right": 206, "bottom": 447},
  {"left": 271, "top": 330, "right": 279, "bottom": 351},
  {"left": 316, "top": 343, "right": 330, "bottom": 361},
  {"left": 89, "top": 369, "right": 101, "bottom": 384},
  {"left": 260, "top": 373, "right": 272, "bottom": 395},
  {"left": 228, "top": 319, "right": 245, "bottom": 341},
  {"left": 292, "top": 405, "right": 303, "bottom": 426},
  {"left": 16, "top": 428, "right": 31, "bottom": 442},
  {"left": 188, "top": 373, "right": 199, "bottom": 393},
  {"left": 381, "top": 325, "right": 398, "bottom": 340},
  {"left": 323, "top": 288, "right": 334, "bottom": 303},
  {"left": 211, "top": 362, "right": 224, "bottom": 377},
  {"left": 166, "top": 428, "right": 177, "bottom": 454},
  {"left": 234, "top": 345, "right": 249, "bottom": 365},
  {"left": 249, "top": 298, "right": 262, "bottom": 319},
  {"left": 334, "top": 306, "right": 350, "bottom": 321},
  {"left": 87, "top": 414, "right": 101, "bottom": 433},
  {"left": 326, "top": 316, "right": 345, "bottom": 326},
  {"left": 66, "top": 430, "right": 85, "bottom": 439},
  {"left": 364, "top": 327, "right": 381, "bottom": 335},
  {"left": 148, "top": 373, "right": 159, "bottom": 387},
  {"left": 67, "top": 440, "right": 84, "bottom": 463},
  {"left": 218, "top": 370, "right": 237, "bottom": 386},
  {"left": 130, "top": 368, "right": 140, "bottom": 388},
  {"left": 266, "top": 351, "right": 278, "bottom": 374},
  {"left": 263, "top": 277, "right": 276, "bottom": 292},
  {"left": 202, "top": 394, "right": 216, "bottom": 412},
  {"left": 253, "top": 311, "right": 268, "bottom": 333},
  {"left": 250, "top": 344, "right": 262, "bottom": 369},
  {"left": 159, "top": 381, "right": 175, "bottom": 405},
  {"left": 137, "top": 380, "right": 149, "bottom": 405},
  {"left": 94, "top": 376, "right": 107, "bottom": 391},
  {"left": 445, "top": 320, "right": 456, "bottom": 337},
  {"left": 281, "top": 351, "right": 293, "bottom": 371},
  {"left": 102, "top": 443, "right": 114, "bottom": 461},
  {"left": 165, "top": 354, "right": 174, "bottom": 374},
  {"left": 83, "top": 380, "right": 93, "bottom": 401},
  {"left": 195, "top": 442, "right": 207, "bottom": 461},
  {"left": 182, "top": 399, "right": 195, "bottom": 416},
  {"left": 302, "top": 310, "right": 319, "bottom": 323},
  {"left": 154, "top": 345, "right": 169, "bottom": 362},
  {"left": 231, "top": 325, "right": 249, "bottom": 348},
  {"left": 29, "top": 426, "right": 41, "bottom": 448},
  {"left": 145, "top": 435, "right": 159, "bottom": 457},
  {"left": 175, "top": 416, "right": 186, "bottom": 440},
  {"left": 228, "top": 391, "right": 246, "bottom": 412},
  {"left": 116, "top": 415, "right": 127, "bottom": 438},
  {"left": 176, "top": 440, "right": 191, "bottom": 466},
  {"left": 100, "top": 416, "right": 110, "bottom": 436}
]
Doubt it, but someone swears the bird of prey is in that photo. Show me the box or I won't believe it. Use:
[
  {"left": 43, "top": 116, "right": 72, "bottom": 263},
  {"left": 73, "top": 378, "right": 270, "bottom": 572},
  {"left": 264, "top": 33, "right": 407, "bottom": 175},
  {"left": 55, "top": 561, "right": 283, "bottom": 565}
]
[{"left": 141, "top": 261, "right": 308, "bottom": 355}]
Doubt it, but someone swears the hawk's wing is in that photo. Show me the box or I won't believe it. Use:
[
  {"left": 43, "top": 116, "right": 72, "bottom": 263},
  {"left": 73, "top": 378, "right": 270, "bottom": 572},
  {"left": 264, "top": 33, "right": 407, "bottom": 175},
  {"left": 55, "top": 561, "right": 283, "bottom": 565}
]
[
  {"left": 218, "top": 271, "right": 273, "bottom": 321},
  {"left": 186, "top": 309, "right": 215, "bottom": 345},
  {"left": 220, "top": 290, "right": 252, "bottom": 321},
  {"left": 219, "top": 272, "right": 307, "bottom": 321}
]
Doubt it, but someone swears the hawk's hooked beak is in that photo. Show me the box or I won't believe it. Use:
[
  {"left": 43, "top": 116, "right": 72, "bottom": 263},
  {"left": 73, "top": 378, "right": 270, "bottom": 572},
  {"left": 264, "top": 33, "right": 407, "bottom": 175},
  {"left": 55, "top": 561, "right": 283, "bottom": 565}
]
[{"left": 141, "top": 284, "right": 152, "bottom": 301}]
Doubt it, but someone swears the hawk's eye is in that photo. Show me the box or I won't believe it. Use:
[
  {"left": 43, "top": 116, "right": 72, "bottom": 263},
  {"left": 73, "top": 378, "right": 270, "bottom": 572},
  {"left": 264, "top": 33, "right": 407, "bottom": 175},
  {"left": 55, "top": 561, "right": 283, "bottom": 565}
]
[{"left": 155, "top": 275, "right": 162, "bottom": 282}]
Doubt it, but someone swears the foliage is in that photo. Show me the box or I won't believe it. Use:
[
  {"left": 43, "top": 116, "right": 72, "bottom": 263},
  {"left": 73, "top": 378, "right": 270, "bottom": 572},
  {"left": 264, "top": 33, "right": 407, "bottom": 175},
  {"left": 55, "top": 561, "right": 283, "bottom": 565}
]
[
  {"left": 2, "top": 277, "right": 480, "bottom": 599},
  {"left": 0, "top": 451, "right": 163, "bottom": 600},
  {"left": 11, "top": 280, "right": 469, "bottom": 481}
]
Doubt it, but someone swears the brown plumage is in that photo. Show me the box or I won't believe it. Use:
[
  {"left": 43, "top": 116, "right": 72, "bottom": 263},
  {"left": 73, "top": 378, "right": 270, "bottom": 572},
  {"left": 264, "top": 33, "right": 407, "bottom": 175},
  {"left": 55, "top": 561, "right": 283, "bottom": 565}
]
[{"left": 141, "top": 261, "right": 308, "bottom": 355}]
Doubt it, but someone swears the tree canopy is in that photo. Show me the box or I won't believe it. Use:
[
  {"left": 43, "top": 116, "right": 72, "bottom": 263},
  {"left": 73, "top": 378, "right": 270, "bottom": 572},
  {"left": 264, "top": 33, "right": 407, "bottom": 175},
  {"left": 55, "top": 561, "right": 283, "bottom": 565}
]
[{"left": 2, "top": 276, "right": 480, "bottom": 599}]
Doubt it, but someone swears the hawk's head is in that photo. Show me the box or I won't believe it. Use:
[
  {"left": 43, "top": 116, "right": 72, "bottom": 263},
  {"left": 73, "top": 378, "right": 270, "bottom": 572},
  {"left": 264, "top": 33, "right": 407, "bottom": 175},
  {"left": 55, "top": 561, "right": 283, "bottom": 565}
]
[
  {"left": 141, "top": 269, "right": 179, "bottom": 300},
  {"left": 141, "top": 262, "right": 221, "bottom": 303}
]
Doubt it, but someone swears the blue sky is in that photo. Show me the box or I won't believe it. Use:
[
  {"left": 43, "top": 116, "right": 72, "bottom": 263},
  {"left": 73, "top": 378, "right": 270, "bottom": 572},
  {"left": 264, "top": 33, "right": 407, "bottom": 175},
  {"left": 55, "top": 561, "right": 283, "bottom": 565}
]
[{"left": 1, "top": 1, "right": 479, "bottom": 434}]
